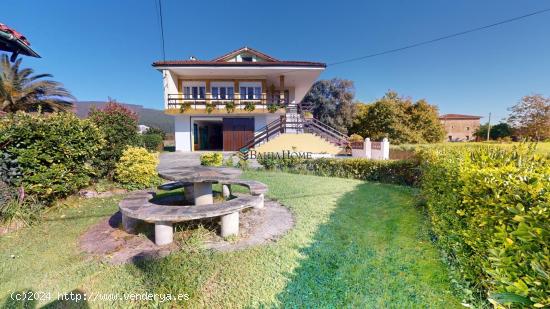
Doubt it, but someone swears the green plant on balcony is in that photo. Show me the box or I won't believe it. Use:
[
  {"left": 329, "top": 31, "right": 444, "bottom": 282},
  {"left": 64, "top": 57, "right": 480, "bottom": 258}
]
[
  {"left": 244, "top": 101, "right": 256, "bottom": 112},
  {"left": 303, "top": 111, "right": 313, "bottom": 118},
  {"left": 267, "top": 103, "right": 279, "bottom": 113},
  {"left": 179, "top": 102, "right": 192, "bottom": 113},
  {"left": 225, "top": 100, "right": 236, "bottom": 113},
  {"left": 205, "top": 102, "right": 215, "bottom": 114}
]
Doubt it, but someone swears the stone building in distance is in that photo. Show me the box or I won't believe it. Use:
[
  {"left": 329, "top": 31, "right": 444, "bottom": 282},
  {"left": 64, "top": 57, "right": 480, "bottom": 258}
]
[{"left": 439, "top": 114, "right": 482, "bottom": 142}]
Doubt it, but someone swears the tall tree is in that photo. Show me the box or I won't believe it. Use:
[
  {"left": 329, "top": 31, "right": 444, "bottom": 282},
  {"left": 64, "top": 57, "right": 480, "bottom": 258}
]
[
  {"left": 474, "top": 122, "right": 513, "bottom": 140},
  {"left": 302, "top": 79, "right": 355, "bottom": 133},
  {"left": 350, "top": 91, "right": 444, "bottom": 144},
  {"left": 0, "top": 55, "right": 74, "bottom": 113},
  {"left": 507, "top": 94, "right": 550, "bottom": 141}
]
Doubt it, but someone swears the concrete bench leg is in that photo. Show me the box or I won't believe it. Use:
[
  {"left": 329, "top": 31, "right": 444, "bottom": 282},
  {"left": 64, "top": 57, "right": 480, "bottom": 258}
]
[
  {"left": 121, "top": 213, "right": 137, "bottom": 234},
  {"left": 155, "top": 221, "right": 173, "bottom": 246},
  {"left": 183, "top": 183, "right": 194, "bottom": 204},
  {"left": 255, "top": 193, "right": 265, "bottom": 209},
  {"left": 221, "top": 212, "right": 239, "bottom": 237},
  {"left": 194, "top": 182, "right": 213, "bottom": 205},
  {"left": 222, "top": 184, "right": 231, "bottom": 199}
]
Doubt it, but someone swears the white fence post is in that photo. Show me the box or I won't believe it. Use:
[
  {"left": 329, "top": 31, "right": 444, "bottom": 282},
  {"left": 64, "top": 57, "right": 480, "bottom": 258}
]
[
  {"left": 381, "top": 138, "right": 390, "bottom": 160},
  {"left": 364, "top": 138, "right": 372, "bottom": 159}
]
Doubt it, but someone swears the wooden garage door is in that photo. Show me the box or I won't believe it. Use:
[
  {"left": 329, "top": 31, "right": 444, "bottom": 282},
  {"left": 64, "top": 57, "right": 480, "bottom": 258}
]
[{"left": 223, "top": 118, "right": 254, "bottom": 151}]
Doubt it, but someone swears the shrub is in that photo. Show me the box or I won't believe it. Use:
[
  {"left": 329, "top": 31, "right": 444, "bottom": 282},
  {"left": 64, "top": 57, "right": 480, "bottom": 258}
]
[
  {"left": 114, "top": 147, "right": 160, "bottom": 190},
  {"left": 257, "top": 157, "right": 420, "bottom": 186},
  {"left": 145, "top": 127, "right": 166, "bottom": 139},
  {"left": 88, "top": 101, "right": 139, "bottom": 176},
  {"left": 200, "top": 152, "right": 223, "bottom": 167},
  {"left": 348, "top": 134, "right": 364, "bottom": 142},
  {"left": 0, "top": 112, "right": 105, "bottom": 203},
  {"left": 140, "top": 133, "right": 164, "bottom": 152},
  {"left": 420, "top": 146, "right": 549, "bottom": 307}
]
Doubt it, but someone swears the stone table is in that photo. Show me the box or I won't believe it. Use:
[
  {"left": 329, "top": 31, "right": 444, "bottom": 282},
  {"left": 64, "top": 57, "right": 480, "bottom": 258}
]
[{"left": 158, "top": 166, "right": 242, "bottom": 206}]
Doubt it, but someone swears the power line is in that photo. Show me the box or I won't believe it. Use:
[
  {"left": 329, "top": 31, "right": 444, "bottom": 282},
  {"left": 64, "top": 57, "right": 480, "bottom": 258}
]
[
  {"left": 154, "top": 0, "right": 166, "bottom": 61},
  {"left": 328, "top": 8, "right": 550, "bottom": 66}
]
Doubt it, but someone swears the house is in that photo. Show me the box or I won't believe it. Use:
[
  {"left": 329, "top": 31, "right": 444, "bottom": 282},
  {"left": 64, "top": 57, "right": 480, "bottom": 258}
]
[
  {"left": 153, "top": 47, "right": 348, "bottom": 154},
  {"left": 439, "top": 114, "right": 482, "bottom": 142}
]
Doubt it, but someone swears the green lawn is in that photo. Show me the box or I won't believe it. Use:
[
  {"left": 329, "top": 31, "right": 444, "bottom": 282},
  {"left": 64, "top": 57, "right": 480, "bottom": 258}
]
[{"left": 0, "top": 172, "right": 462, "bottom": 308}]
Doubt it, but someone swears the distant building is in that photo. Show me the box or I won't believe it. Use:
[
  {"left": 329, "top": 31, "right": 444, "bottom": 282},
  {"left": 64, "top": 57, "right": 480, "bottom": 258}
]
[
  {"left": 138, "top": 124, "right": 150, "bottom": 134},
  {"left": 439, "top": 114, "right": 482, "bottom": 142}
]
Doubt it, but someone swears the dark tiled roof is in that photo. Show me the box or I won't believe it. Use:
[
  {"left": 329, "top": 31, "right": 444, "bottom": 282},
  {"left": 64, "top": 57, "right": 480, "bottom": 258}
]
[
  {"left": 152, "top": 47, "right": 325, "bottom": 68},
  {"left": 212, "top": 46, "right": 278, "bottom": 62},
  {"left": 439, "top": 114, "right": 482, "bottom": 120},
  {"left": 152, "top": 60, "right": 326, "bottom": 67}
]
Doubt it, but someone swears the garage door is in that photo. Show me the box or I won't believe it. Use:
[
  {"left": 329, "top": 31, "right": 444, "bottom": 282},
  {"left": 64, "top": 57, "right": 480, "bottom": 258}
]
[{"left": 222, "top": 118, "right": 254, "bottom": 151}]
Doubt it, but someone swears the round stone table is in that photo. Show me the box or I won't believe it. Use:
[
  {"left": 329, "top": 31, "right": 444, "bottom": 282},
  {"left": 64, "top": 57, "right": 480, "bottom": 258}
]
[{"left": 158, "top": 166, "right": 242, "bottom": 206}]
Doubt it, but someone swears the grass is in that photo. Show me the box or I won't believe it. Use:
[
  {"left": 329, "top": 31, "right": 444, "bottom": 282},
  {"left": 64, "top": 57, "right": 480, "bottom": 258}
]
[{"left": 0, "top": 172, "right": 462, "bottom": 308}]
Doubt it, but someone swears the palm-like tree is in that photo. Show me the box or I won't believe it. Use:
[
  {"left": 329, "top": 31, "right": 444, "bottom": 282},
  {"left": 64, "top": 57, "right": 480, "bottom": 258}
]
[{"left": 0, "top": 54, "right": 74, "bottom": 113}]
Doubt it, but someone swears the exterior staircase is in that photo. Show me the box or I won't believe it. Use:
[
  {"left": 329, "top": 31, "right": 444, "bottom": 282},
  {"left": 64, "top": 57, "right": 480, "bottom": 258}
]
[{"left": 240, "top": 102, "right": 350, "bottom": 153}]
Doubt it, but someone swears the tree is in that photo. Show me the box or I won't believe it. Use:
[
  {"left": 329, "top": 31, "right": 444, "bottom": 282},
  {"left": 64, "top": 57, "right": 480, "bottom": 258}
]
[
  {"left": 88, "top": 99, "right": 139, "bottom": 176},
  {"left": 0, "top": 55, "right": 74, "bottom": 112},
  {"left": 474, "top": 122, "right": 513, "bottom": 140},
  {"left": 349, "top": 91, "right": 445, "bottom": 144},
  {"left": 302, "top": 79, "right": 355, "bottom": 134},
  {"left": 507, "top": 94, "right": 550, "bottom": 141}
]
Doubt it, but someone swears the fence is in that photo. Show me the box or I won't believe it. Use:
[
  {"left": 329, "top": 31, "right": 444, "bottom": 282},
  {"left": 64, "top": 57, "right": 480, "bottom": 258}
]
[{"left": 351, "top": 138, "right": 390, "bottom": 160}]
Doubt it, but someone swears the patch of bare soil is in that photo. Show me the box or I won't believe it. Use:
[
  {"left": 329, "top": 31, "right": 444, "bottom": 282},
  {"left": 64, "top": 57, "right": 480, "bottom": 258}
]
[{"left": 78, "top": 199, "right": 293, "bottom": 264}]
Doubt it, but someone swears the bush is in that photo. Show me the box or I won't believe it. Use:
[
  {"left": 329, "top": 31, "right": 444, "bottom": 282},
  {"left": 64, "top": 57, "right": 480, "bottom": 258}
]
[
  {"left": 145, "top": 127, "right": 166, "bottom": 139},
  {"left": 257, "top": 157, "right": 420, "bottom": 186},
  {"left": 114, "top": 147, "right": 160, "bottom": 190},
  {"left": 420, "top": 146, "right": 549, "bottom": 307},
  {"left": 200, "top": 152, "right": 223, "bottom": 167},
  {"left": 89, "top": 101, "right": 140, "bottom": 176},
  {"left": 348, "top": 134, "right": 364, "bottom": 142},
  {"left": 140, "top": 133, "right": 164, "bottom": 152},
  {"left": 0, "top": 112, "right": 105, "bottom": 203}
]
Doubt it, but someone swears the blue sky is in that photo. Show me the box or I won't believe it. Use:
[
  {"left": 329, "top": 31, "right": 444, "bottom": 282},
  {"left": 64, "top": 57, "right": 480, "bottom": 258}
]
[{"left": 3, "top": 0, "right": 549, "bottom": 122}]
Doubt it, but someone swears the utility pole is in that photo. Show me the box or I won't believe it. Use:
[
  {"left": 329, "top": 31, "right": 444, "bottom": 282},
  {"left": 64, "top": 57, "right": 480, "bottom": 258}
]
[{"left": 486, "top": 112, "right": 491, "bottom": 141}]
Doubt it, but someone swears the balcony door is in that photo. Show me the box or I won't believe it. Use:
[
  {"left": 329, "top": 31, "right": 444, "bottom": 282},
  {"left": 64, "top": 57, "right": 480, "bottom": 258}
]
[{"left": 222, "top": 118, "right": 254, "bottom": 151}]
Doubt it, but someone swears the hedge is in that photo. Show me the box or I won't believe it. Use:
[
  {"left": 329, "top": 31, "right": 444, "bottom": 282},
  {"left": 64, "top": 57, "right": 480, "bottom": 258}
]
[
  {"left": 257, "top": 157, "right": 420, "bottom": 186},
  {"left": 0, "top": 112, "right": 105, "bottom": 203},
  {"left": 419, "top": 146, "right": 549, "bottom": 307}
]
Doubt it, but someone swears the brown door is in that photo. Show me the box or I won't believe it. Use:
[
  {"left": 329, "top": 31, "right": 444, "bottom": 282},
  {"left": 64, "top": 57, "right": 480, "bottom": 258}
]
[{"left": 223, "top": 118, "right": 254, "bottom": 151}]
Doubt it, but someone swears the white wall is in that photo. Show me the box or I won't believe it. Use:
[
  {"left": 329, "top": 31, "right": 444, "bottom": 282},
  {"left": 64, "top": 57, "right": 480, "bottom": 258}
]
[
  {"left": 164, "top": 70, "right": 178, "bottom": 109},
  {"left": 174, "top": 115, "right": 192, "bottom": 152}
]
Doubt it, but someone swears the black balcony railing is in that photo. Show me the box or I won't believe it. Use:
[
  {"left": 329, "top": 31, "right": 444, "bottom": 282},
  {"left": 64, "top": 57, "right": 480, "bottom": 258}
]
[{"left": 167, "top": 93, "right": 286, "bottom": 112}]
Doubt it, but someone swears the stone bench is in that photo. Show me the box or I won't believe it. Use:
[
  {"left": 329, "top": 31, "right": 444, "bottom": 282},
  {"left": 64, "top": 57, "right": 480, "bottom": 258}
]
[
  {"left": 119, "top": 190, "right": 263, "bottom": 246},
  {"left": 219, "top": 180, "right": 268, "bottom": 208}
]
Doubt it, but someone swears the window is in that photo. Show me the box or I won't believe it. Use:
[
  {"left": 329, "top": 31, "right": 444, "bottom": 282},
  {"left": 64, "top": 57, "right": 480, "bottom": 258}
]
[
  {"left": 211, "top": 86, "right": 234, "bottom": 99},
  {"left": 240, "top": 86, "right": 262, "bottom": 99},
  {"left": 183, "top": 86, "right": 205, "bottom": 99},
  {"left": 466, "top": 126, "right": 470, "bottom": 131},
  {"left": 242, "top": 56, "right": 253, "bottom": 62},
  {"left": 466, "top": 135, "right": 470, "bottom": 140}
]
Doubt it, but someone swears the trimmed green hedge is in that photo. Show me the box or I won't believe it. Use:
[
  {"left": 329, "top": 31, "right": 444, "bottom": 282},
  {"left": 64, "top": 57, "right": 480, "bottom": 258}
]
[
  {"left": 257, "top": 157, "right": 420, "bottom": 186},
  {"left": 0, "top": 112, "right": 105, "bottom": 203},
  {"left": 420, "top": 146, "right": 549, "bottom": 307}
]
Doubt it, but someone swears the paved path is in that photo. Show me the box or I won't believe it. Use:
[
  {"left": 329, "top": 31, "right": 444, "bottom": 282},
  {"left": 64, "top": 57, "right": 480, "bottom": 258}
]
[{"left": 158, "top": 151, "right": 260, "bottom": 172}]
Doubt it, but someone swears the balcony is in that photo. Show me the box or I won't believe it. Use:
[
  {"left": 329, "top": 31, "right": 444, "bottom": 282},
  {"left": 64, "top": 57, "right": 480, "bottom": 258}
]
[{"left": 166, "top": 94, "right": 287, "bottom": 115}]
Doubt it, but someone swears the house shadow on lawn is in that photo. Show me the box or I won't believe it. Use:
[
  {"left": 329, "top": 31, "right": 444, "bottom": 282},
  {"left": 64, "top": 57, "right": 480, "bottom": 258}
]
[{"left": 274, "top": 182, "right": 461, "bottom": 308}]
